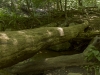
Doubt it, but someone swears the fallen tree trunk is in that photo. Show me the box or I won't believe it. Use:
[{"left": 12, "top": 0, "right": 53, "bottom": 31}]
[
  {"left": 0, "top": 20, "right": 89, "bottom": 69},
  {"left": 7, "top": 53, "right": 94, "bottom": 75},
  {"left": 6, "top": 36, "right": 100, "bottom": 75}
]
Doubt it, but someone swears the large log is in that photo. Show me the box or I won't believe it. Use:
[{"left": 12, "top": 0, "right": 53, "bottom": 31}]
[
  {"left": 6, "top": 36, "right": 100, "bottom": 75},
  {"left": 0, "top": 20, "right": 89, "bottom": 69},
  {"left": 7, "top": 53, "right": 94, "bottom": 75}
]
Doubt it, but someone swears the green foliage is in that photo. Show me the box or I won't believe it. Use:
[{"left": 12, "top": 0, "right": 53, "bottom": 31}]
[
  {"left": 0, "top": 8, "right": 11, "bottom": 31},
  {"left": 0, "top": 0, "right": 100, "bottom": 31},
  {"left": 32, "top": 0, "right": 46, "bottom": 8},
  {"left": 85, "top": 45, "right": 100, "bottom": 62},
  {"left": 83, "top": 65, "right": 100, "bottom": 75}
]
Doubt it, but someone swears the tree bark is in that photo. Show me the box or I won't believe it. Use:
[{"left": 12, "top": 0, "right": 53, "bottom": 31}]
[
  {"left": 7, "top": 35, "right": 100, "bottom": 75},
  {"left": 0, "top": 20, "right": 89, "bottom": 69},
  {"left": 7, "top": 53, "right": 94, "bottom": 75}
]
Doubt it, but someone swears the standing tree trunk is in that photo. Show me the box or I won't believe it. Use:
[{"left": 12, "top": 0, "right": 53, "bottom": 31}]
[
  {"left": 94, "top": 0, "right": 97, "bottom": 6},
  {"left": 78, "top": 0, "right": 83, "bottom": 6},
  {"left": 59, "top": 0, "right": 63, "bottom": 11},
  {"left": 56, "top": 0, "right": 60, "bottom": 11},
  {"left": 11, "top": 0, "right": 16, "bottom": 12},
  {"left": 64, "top": 0, "right": 68, "bottom": 26}
]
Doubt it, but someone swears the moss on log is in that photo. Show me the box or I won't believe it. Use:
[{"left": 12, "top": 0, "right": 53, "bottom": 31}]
[
  {"left": 7, "top": 53, "right": 94, "bottom": 75},
  {"left": 0, "top": 20, "right": 89, "bottom": 69}
]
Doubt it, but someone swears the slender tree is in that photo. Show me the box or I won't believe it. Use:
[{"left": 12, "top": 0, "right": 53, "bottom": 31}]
[
  {"left": 59, "top": 0, "right": 63, "bottom": 11},
  {"left": 78, "top": 0, "right": 83, "bottom": 6}
]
